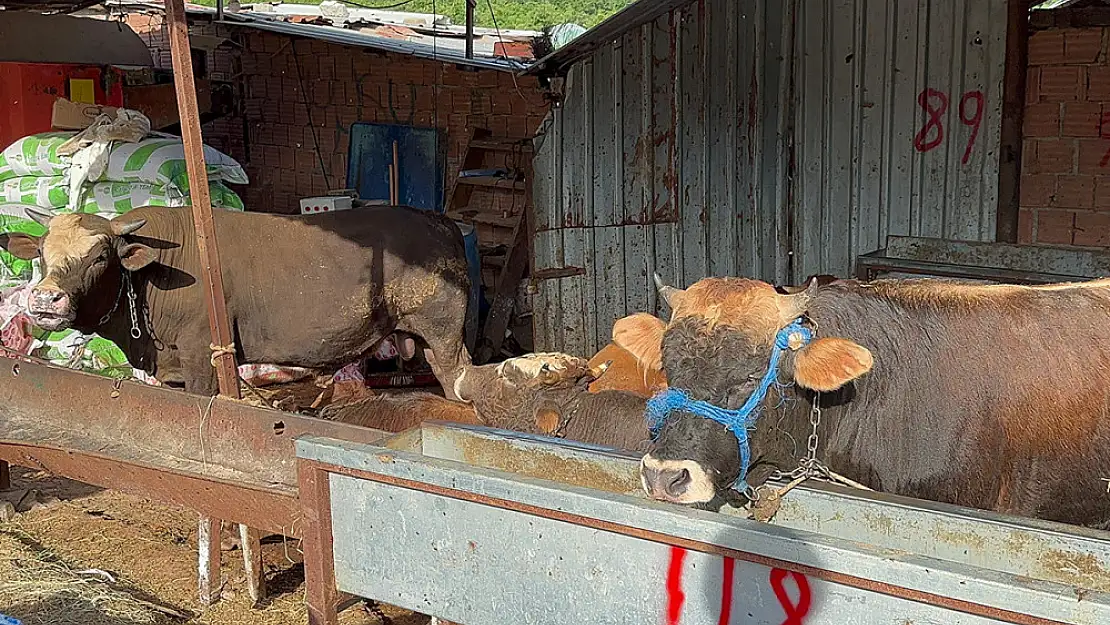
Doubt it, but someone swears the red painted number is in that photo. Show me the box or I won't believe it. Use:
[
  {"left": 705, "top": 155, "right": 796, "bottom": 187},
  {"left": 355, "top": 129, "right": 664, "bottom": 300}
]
[
  {"left": 913, "top": 87, "right": 986, "bottom": 164},
  {"left": 665, "top": 548, "right": 812, "bottom": 624},
  {"left": 958, "top": 91, "right": 985, "bottom": 165},
  {"left": 913, "top": 88, "right": 949, "bottom": 153}
]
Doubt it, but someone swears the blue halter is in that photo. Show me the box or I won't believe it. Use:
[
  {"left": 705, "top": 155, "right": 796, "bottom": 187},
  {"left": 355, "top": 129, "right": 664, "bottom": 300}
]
[{"left": 645, "top": 318, "right": 813, "bottom": 494}]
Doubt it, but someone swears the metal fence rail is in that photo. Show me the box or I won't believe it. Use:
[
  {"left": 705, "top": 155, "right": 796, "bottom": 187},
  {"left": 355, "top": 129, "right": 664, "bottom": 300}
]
[{"left": 296, "top": 423, "right": 1110, "bottom": 625}]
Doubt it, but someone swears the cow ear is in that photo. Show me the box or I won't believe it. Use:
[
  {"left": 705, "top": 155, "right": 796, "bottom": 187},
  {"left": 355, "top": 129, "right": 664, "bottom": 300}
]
[
  {"left": 0, "top": 233, "right": 40, "bottom": 260},
  {"left": 119, "top": 243, "right": 156, "bottom": 271},
  {"left": 793, "top": 337, "right": 873, "bottom": 392},
  {"left": 611, "top": 312, "right": 666, "bottom": 373},
  {"left": 534, "top": 405, "right": 562, "bottom": 435}
]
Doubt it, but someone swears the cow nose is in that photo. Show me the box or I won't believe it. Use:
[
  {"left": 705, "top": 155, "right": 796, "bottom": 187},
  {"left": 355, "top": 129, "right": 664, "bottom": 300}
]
[
  {"left": 31, "top": 288, "right": 67, "bottom": 309},
  {"left": 642, "top": 465, "right": 692, "bottom": 499}
]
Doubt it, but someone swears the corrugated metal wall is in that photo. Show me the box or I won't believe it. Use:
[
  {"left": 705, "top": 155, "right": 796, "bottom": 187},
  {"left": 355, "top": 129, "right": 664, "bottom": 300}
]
[
  {"left": 532, "top": 0, "right": 1008, "bottom": 355},
  {"left": 791, "top": 0, "right": 1007, "bottom": 280}
]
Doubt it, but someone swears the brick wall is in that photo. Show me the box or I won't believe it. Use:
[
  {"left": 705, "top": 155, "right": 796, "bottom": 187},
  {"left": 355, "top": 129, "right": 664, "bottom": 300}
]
[
  {"left": 123, "top": 14, "right": 548, "bottom": 224},
  {"left": 1021, "top": 26, "right": 1110, "bottom": 247}
]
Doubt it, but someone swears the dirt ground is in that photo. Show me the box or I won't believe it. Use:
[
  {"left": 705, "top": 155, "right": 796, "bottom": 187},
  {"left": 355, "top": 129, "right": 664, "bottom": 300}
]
[{"left": 0, "top": 466, "right": 431, "bottom": 625}]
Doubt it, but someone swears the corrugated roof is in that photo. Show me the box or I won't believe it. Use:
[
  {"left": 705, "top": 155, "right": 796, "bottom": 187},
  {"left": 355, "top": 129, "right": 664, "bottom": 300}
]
[
  {"left": 523, "top": 0, "right": 693, "bottom": 76},
  {"left": 99, "top": 0, "right": 539, "bottom": 73},
  {"left": 0, "top": 0, "right": 101, "bottom": 13}
]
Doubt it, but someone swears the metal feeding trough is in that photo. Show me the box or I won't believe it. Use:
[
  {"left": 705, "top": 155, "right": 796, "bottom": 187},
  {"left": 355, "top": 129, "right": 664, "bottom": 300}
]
[{"left": 295, "top": 422, "right": 1110, "bottom": 625}]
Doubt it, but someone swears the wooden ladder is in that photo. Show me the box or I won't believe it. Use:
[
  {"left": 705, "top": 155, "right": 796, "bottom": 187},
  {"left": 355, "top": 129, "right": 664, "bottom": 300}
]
[{"left": 445, "top": 128, "right": 532, "bottom": 365}]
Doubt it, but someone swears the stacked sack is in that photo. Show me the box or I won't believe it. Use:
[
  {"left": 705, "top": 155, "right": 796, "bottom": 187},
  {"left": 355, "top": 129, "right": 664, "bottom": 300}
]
[{"left": 0, "top": 129, "right": 248, "bottom": 381}]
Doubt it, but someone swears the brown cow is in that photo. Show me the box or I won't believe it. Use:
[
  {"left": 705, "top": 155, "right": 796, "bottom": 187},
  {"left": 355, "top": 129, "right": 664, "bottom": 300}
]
[
  {"left": 627, "top": 273, "right": 1110, "bottom": 529},
  {"left": 0, "top": 206, "right": 472, "bottom": 399}
]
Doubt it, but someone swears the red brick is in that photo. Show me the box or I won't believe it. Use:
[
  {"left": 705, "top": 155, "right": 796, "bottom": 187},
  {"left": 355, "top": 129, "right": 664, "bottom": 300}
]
[
  {"left": 1065, "top": 28, "right": 1104, "bottom": 64},
  {"left": 1036, "top": 209, "right": 1076, "bottom": 244},
  {"left": 1024, "top": 103, "right": 1060, "bottom": 137},
  {"left": 1062, "top": 102, "right": 1102, "bottom": 137},
  {"left": 1095, "top": 177, "right": 1110, "bottom": 209},
  {"left": 1089, "top": 66, "right": 1110, "bottom": 101},
  {"left": 1041, "top": 66, "right": 1085, "bottom": 101},
  {"left": 1018, "top": 209, "right": 1035, "bottom": 244},
  {"left": 1029, "top": 30, "right": 1066, "bottom": 65},
  {"left": 1030, "top": 139, "right": 1076, "bottom": 174},
  {"left": 1078, "top": 138, "right": 1110, "bottom": 173},
  {"left": 1020, "top": 173, "right": 1056, "bottom": 207},
  {"left": 1055, "top": 175, "right": 1095, "bottom": 208},
  {"left": 1074, "top": 211, "right": 1110, "bottom": 246}
]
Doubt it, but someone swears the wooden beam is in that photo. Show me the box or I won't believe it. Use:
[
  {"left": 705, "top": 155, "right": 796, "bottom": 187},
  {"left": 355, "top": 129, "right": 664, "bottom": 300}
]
[
  {"left": 997, "top": 0, "right": 1030, "bottom": 244},
  {"left": 164, "top": 0, "right": 248, "bottom": 606}
]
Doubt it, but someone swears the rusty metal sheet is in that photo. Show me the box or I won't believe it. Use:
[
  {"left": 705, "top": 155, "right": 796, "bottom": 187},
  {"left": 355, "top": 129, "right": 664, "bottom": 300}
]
[{"left": 0, "top": 355, "right": 389, "bottom": 489}]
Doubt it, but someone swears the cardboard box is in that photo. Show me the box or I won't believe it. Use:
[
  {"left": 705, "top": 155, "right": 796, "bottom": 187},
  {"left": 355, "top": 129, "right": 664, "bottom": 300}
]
[
  {"left": 51, "top": 97, "right": 118, "bottom": 130},
  {"left": 300, "top": 195, "right": 353, "bottom": 214}
]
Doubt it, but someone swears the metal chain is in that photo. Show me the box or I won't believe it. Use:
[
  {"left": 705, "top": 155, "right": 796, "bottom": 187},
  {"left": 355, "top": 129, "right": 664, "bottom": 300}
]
[{"left": 125, "top": 272, "right": 142, "bottom": 340}]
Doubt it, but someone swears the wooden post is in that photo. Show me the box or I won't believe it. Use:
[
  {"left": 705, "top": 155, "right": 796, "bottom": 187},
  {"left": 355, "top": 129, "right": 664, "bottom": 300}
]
[
  {"left": 299, "top": 461, "right": 340, "bottom": 625},
  {"left": 0, "top": 460, "right": 9, "bottom": 491},
  {"left": 996, "top": 0, "right": 1030, "bottom": 244},
  {"left": 197, "top": 516, "right": 223, "bottom": 604},
  {"left": 165, "top": 0, "right": 257, "bottom": 605}
]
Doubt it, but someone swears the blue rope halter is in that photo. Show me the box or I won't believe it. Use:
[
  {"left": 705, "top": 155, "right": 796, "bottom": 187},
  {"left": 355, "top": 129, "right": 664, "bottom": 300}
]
[{"left": 645, "top": 318, "right": 813, "bottom": 495}]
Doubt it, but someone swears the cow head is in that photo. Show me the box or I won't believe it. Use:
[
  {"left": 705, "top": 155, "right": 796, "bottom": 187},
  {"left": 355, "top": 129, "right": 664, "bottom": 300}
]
[
  {"left": 455, "top": 352, "right": 611, "bottom": 434},
  {"left": 632, "top": 274, "right": 873, "bottom": 505},
  {"left": 0, "top": 209, "right": 154, "bottom": 332}
]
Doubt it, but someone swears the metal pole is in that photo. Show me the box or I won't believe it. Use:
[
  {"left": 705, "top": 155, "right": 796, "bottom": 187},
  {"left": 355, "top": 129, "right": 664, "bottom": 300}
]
[
  {"left": 216, "top": 0, "right": 224, "bottom": 21},
  {"left": 465, "top": 0, "right": 476, "bottom": 59},
  {"left": 164, "top": 0, "right": 247, "bottom": 606}
]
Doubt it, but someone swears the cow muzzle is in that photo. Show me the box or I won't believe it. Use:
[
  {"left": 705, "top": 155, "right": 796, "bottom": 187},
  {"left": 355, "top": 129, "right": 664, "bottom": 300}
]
[
  {"left": 640, "top": 455, "right": 717, "bottom": 505},
  {"left": 27, "top": 286, "right": 75, "bottom": 331}
]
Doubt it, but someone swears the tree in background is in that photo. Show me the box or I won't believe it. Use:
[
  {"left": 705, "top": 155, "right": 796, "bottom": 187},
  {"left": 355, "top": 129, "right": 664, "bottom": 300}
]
[{"left": 282, "top": 0, "right": 635, "bottom": 30}]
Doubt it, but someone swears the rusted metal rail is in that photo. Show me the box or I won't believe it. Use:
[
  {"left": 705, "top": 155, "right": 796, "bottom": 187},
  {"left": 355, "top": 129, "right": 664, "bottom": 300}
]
[{"left": 0, "top": 354, "right": 389, "bottom": 601}]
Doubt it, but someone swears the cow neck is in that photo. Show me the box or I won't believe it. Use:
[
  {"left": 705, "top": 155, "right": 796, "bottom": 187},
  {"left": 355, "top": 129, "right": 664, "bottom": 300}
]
[{"left": 644, "top": 319, "right": 814, "bottom": 495}]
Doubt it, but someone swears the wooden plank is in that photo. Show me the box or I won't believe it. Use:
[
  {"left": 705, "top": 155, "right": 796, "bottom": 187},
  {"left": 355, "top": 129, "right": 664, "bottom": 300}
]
[
  {"left": 707, "top": 0, "right": 737, "bottom": 278},
  {"left": 0, "top": 460, "right": 8, "bottom": 491},
  {"left": 456, "top": 177, "right": 526, "bottom": 191},
  {"left": 621, "top": 27, "right": 647, "bottom": 227},
  {"left": 470, "top": 138, "right": 533, "bottom": 153},
  {"left": 857, "top": 0, "right": 888, "bottom": 263},
  {"left": 446, "top": 211, "right": 518, "bottom": 229}
]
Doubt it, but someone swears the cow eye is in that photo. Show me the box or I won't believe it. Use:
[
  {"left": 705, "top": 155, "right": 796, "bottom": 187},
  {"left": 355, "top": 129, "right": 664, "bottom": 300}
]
[{"left": 96, "top": 250, "right": 109, "bottom": 263}]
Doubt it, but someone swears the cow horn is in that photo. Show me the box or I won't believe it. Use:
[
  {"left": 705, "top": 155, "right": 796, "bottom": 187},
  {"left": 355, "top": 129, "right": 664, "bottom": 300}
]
[
  {"left": 538, "top": 362, "right": 561, "bottom": 385},
  {"left": 777, "top": 276, "right": 820, "bottom": 324},
  {"left": 111, "top": 218, "right": 147, "bottom": 237},
  {"left": 588, "top": 359, "right": 612, "bottom": 380},
  {"left": 653, "top": 273, "right": 683, "bottom": 309},
  {"left": 23, "top": 207, "right": 53, "bottom": 228}
]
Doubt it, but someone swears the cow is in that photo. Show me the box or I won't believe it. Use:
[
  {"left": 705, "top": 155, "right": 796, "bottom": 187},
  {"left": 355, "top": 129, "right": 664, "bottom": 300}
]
[
  {"left": 320, "top": 390, "right": 486, "bottom": 432},
  {"left": 628, "top": 273, "right": 1110, "bottom": 530},
  {"left": 588, "top": 277, "right": 839, "bottom": 397},
  {"left": 0, "top": 206, "right": 472, "bottom": 399}
]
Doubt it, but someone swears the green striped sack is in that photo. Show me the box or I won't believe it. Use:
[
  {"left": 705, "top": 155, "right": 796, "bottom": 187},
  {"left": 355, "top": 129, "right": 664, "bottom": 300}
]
[
  {"left": 101, "top": 134, "right": 249, "bottom": 190},
  {"left": 1, "top": 176, "right": 69, "bottom": 209},
  {"left": 0, "top": 133, "right": 73, "bottom": 182},
  {"left": 77, "top": 180, "right": 246, "bottom": 215}
]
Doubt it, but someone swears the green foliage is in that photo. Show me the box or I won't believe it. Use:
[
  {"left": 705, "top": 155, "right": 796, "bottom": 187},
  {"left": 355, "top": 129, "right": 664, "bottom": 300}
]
[{"left": 197, "top": 0, "right": 634, "bottom": 30}]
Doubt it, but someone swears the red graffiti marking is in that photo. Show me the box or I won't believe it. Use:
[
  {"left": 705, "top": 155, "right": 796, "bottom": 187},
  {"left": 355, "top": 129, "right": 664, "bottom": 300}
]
[
  {"left": 717, "top": 557, "right": 735, "bottom": 625},
  {"left": 958, "top": 91, "right": 985, "bottom": 165},
  {"left": 665, "top": 546, "right": 688, "bottom": 625},
  {"left": 770, "top": 568, "right": 813, "bottom": 625},
  {"left": 913, "top": 88, "right": 949, "bottom": 153},
  {"left": 913, "top": 87, "right": 987, "bottom": 164},
  {"left": 1098, "top": 112, "right": 1110, "bottom": 168}
]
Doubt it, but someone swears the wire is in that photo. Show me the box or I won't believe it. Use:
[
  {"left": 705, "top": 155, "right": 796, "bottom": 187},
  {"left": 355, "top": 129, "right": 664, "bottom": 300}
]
[
  {"left": 290, "top": 39, "right": 332, "bottom": 192},
  {"left": 336, "top": 0, "right": 415, "bottom": 9},
  {"left": 483, "top": 0, "right": 529, "bottom": 102}
]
